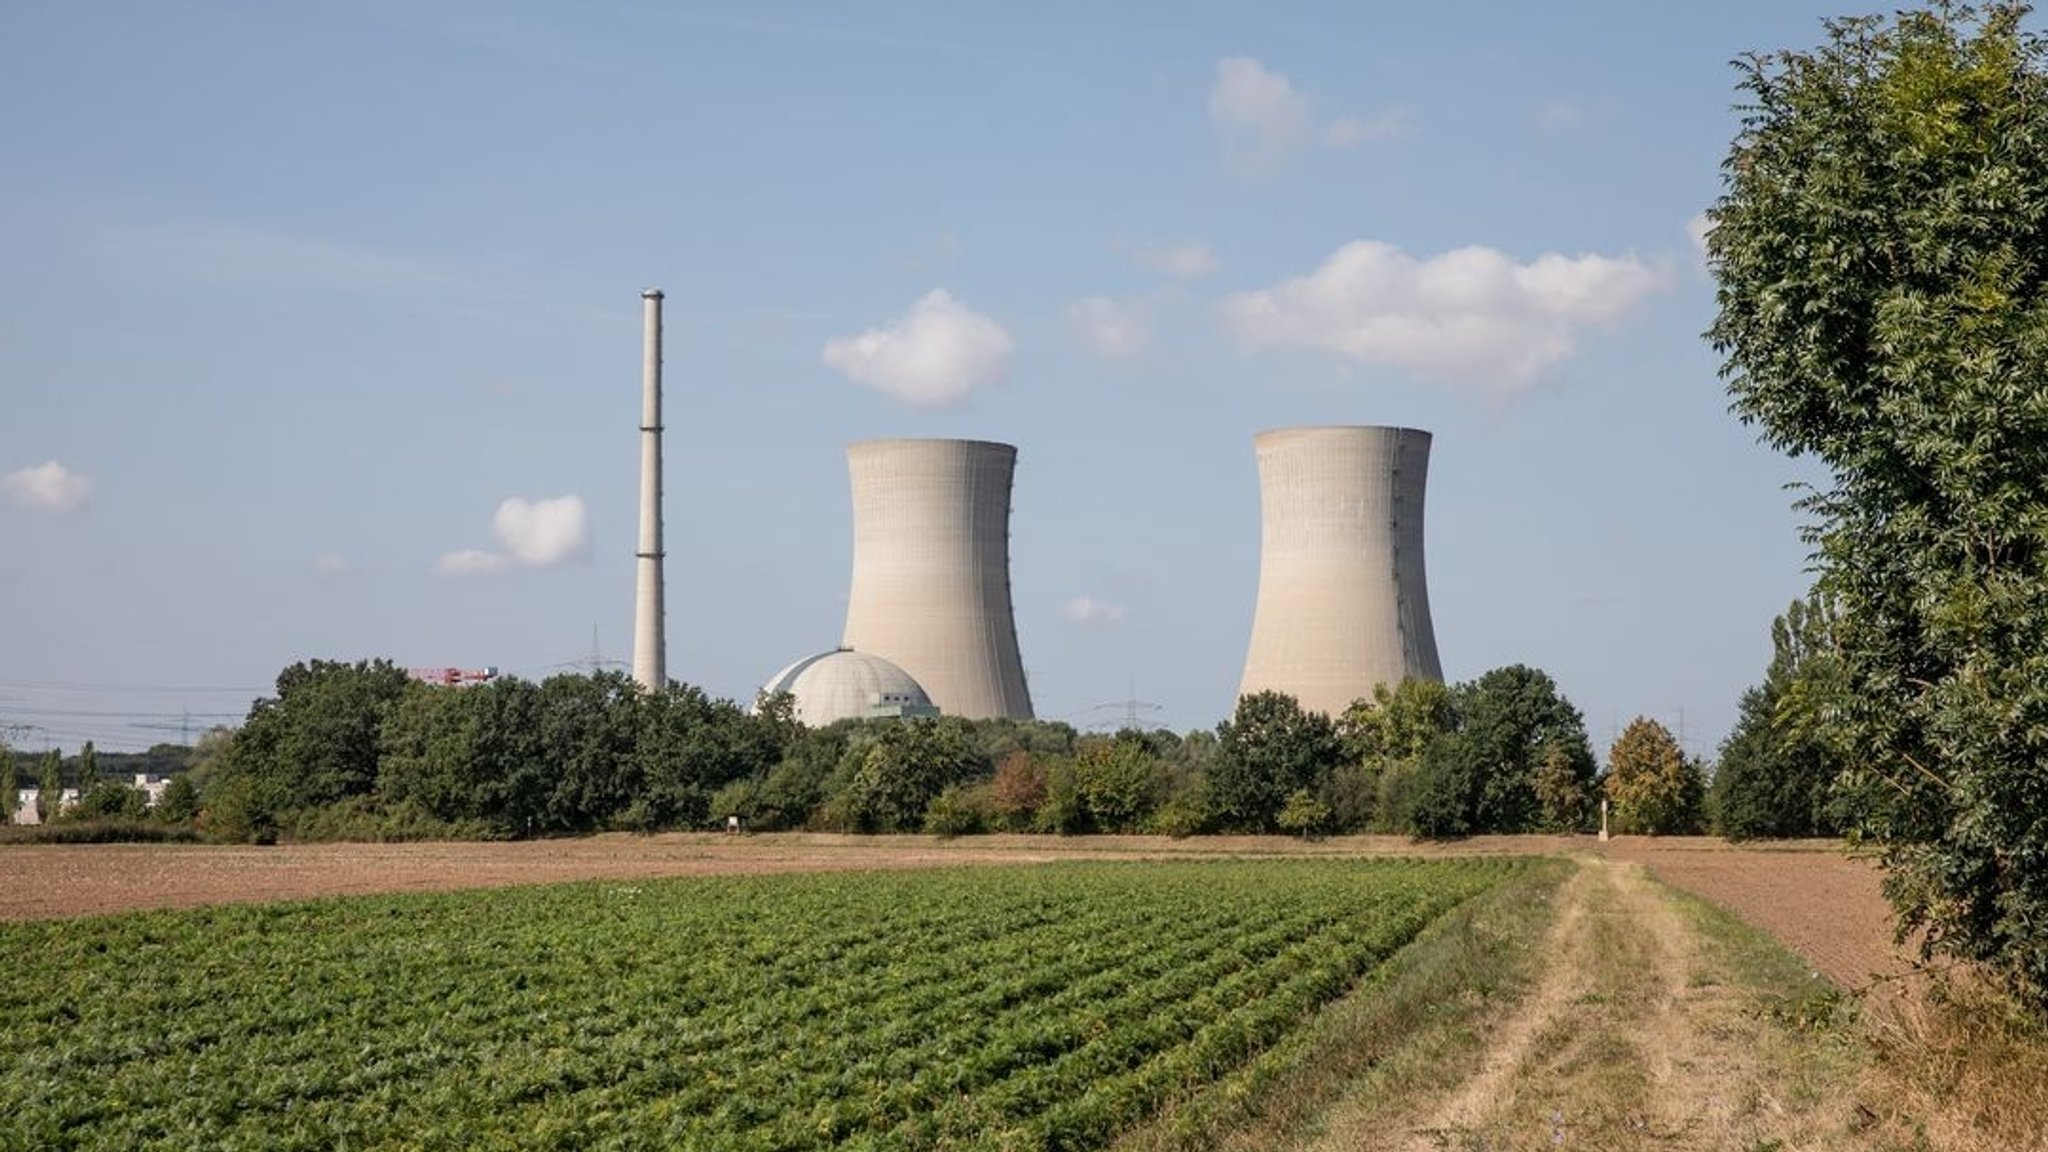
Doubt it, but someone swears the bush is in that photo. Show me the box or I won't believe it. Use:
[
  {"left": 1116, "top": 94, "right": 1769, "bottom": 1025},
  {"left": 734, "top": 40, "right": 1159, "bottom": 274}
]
[
  {"left": 1276, "top": 789, "right": 1332, "bottom": 840},
  {"left": 923, "top": 783, "right": 996, "bottom": 838},
  {"left": 0, "top": 820, "right": 201, "bottom": 845}
]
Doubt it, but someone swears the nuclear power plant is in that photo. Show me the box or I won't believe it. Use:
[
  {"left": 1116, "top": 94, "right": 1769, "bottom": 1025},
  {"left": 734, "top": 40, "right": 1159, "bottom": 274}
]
[
  {"left": 632, "top": 288, "right": 666, "bottom": 693},
  {"left": 1237, "top": 426, "right": 1442, "bottom": 717},
  {"left": 836, "top": 439, "right": 1034, "bottom": 720}
]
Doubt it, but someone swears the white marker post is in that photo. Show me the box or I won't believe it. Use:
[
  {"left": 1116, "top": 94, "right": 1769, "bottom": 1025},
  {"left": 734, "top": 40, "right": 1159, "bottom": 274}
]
[{"left": 1599, "top": 798, "right": 1611, "bottom": 842}]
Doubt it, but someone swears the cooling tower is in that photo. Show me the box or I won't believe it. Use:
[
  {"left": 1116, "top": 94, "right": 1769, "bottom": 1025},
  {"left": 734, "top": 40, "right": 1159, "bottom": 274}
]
[
  {"left": 1238, "top": 426, "right": 1442, "bottom": 717},
  {"left": 840, "top": 439, "right": 1034, "bottom": 720}
]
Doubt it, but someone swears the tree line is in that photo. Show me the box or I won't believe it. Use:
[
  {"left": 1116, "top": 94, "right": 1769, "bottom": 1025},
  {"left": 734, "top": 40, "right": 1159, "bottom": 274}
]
[{"left": 0, "top": 655, "right": 1794, "bottom": 843}]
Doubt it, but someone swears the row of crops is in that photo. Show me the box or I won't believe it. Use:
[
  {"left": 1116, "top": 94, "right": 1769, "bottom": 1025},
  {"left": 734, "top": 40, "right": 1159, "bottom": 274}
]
[{"left": 0, "top": 858, "right": 1519, "bottom": 1150}]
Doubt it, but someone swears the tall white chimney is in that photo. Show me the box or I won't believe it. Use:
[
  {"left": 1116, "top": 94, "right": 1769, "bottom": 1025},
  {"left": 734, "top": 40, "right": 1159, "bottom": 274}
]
[{"left": 632, "top": 288, "right": 666, "bottom": 692}]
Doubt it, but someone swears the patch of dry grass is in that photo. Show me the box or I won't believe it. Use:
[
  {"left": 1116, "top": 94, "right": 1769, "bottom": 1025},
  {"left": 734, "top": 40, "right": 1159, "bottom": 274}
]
[{"left": 1854, "top": 977, "right": 2048, "bottom": 1151}]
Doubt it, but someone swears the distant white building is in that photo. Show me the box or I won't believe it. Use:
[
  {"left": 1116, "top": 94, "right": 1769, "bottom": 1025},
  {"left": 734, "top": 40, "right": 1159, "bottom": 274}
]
[
  {"left": 9, "top": 788, "right": 79, "bottom": 826},
  {"left": 6, "top": 776, "right": 167, "bottom": 825}
]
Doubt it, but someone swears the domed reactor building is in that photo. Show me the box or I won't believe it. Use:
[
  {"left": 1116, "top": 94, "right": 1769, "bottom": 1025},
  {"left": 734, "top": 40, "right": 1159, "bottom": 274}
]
[
  {"left": 761, "top": 648, "right": 939, "bottom": 727},
  {"left": 1238, "top": 426, "right": 1442, "bottom": 717},
  {"left": 839, "top": 438, "right": 1034, "bottom": 720}
]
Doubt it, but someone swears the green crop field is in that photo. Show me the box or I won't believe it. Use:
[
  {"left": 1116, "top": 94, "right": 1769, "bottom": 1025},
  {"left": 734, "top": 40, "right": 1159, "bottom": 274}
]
[{"left": 0, "top": 858, "right": 1520, "bottom": 1151}]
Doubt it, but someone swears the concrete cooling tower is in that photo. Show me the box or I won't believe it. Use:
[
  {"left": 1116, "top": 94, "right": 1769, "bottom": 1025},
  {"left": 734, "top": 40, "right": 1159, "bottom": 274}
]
[
  {"left": 1238, "top": 426, "right": 1442, "bottom": 717},
  {"left": 840, "top": 439, "right": 1034, "bottom": 720}
]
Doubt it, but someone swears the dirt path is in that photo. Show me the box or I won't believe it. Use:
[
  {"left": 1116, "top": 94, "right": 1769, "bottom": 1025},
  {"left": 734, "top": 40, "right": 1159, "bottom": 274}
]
[{"left": 1304, "top": 857, "right": 1859, "bottom": 1151}]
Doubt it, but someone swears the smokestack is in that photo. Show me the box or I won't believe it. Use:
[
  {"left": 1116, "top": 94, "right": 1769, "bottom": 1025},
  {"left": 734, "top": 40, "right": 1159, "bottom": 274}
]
[
  {"left": 632, "top": 288, "right": 666, "bottom": 692},
  {"left": 1238, "top": 426, "right": 1442, "bottom": 716},
  {"left": 841, "top": 438, "right": 1034, "bottom": 720}
]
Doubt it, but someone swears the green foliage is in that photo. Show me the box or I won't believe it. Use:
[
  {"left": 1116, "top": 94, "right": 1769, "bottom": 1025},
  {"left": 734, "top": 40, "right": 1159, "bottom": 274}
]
[
  {"left": 211, "top": 659, "right": 415, "bottom": 835},
  {"left": 1604, "top": 718, "right": 1706, "bottom": 835},
  {"left": 0, "top": 819, "right": 201, "bottom": 845},
  {"left": 1334, "top": 679, "right": 1460, "bottom": 833},
  {"left": 841, "top": 718, "right": 985, "bottom": 832},
  {"left": 0, "top": 859, "right": 1515, "bottom": 1148},
  {"left": 1713, "top": 597, "right": 1852, "bottom": 839},
  {"left": 36, "top": 751, "right": 59, "bottom": 823},
  {"left": 69, "top": 781, "right": 147, "bottom": 822},
  {"left": 0, "top": 745, "right": 15, "bottom": 826},
  {"left": 1146, "top": 773, "right": 1214, "bottom": 838},
  {"left": 1276, "top": 788, "right": 1332, "bottom": 839},
  {"left": 1709, "top": 0, "right": 2048, "bottom": 1006},
  {"left": 154, "top": 775, "right": 199, "bottom": 825},
  {"left": 73, "top": 740, "right": 97, "bottom": 802},
  {"left": 1035, "top": 757, "right": 1086, "bottom": 834},
  {"left": 1458, "top": 665, "right": 1597, "bottom": 834},
  {"left": 1532, "top": 742, "right": 1595, "bottom": 833},
  {"left": 1211, "top": 692, "right": 1342, "bottom": 832},
  {"left": 1073, "top": 737, "right": 1162, "bottom": 833},
  {"left": 923, "top": 782, "right": 997, "bottom": 837},
  {"left": 1400, "top": 667, "right": 1595, "bottom": 839}
]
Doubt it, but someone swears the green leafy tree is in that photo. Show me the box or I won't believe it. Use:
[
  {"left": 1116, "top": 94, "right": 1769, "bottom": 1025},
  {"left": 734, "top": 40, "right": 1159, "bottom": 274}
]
[
  {"left": 1713, "top": 596, "right": 1852, "bottom": 839},
  {"left": 1334, "top": 679, "right": 1458, "bottom": 832},
  {"left": 1709, "top": 1, "right": 2048, "bottom": 1005},
  {"left": 0, "top": 740, "right": 15, "bottom": 825},
  {"left": 1276, "top": 788, "right": 1332, "bottom": 839},
  {"left": 1405, "top": 667, "right": 1594, "bottom": 837},
  {"left": 74, "top": 740, "right": 97, "bottom": 806},
  {"left": 1604, "top": 718, "right": 1705, "bottom": 835},
  {"left": 535, "top": 671, "right": 642, "bottom": 832},
  {"left": 1532, "top": 743, "right": 1594, "bottom": 833},
  {"left": 1210, "top": 692, "right": 1342, "bottom": 832},
  {"left": 1459, "top": 666, "right": 1597, "bottom": 833},
  {"left": 211, "top": 659, "right": 415, "bottom": 836},
  {"left": 155, "top": 775, "right": 199, "bottom": 824},
  {"left": 841, "top": 720, "right": 983, "bottom": 832},
  {"left": 37, "top": 750, "right": 61, "bottom": 822},
  {"left": 1072, "top": 737, "right": 1162, "bottom": 832}
]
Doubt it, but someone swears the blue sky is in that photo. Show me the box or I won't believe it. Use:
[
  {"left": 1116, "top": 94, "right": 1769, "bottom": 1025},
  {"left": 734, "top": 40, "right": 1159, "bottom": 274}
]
[{"left": 2, "top": 0, "right": 1880, "bottom": 756}]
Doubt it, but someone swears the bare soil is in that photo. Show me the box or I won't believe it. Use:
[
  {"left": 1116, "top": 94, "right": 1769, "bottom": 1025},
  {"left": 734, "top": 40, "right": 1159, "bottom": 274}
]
[{"left": 1599, "top": 836, "right": 1911, "bottom": 992}]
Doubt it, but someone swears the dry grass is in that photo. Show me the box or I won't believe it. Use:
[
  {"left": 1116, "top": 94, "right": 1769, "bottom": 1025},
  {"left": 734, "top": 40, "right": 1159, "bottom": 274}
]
[{"left": 1852, "top": 978, "right": 2048, "bottom": 1152}]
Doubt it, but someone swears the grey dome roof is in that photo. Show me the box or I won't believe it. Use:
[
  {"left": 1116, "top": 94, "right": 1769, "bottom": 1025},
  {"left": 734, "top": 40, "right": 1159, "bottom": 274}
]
[{"left": 760, "top": 648, "right": 938, "bottom": 727}]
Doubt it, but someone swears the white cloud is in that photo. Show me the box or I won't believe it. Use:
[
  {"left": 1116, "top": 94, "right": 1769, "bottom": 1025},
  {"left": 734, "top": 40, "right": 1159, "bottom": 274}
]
[
  {"left": 822, "top": 290, "right": 1013, "bottom": 407},
  {"left": 2, "top": 461, "right": 93, "bottom": 513},
  {"left": 436, "top": 493, "right": 589, "bottom": 576},
  {"left": 1221, "top": 240, "right": 1669, "bottom": 390},
  {"left": 1129, "top": 240, "right": 1219, "bottom": 281},
  {"left": 1064, "top": 595, "right": 1125, "bottom": 626},
  {"left": 313, "top": 552, "right": 350, "bottom": 574},
  {"left": 1210, "top": 58, "right": 1408, "bottom": 167},
  {"left": 493, "top": 495, "right": 589, "bottom": 566},
  {"left": 1210, "top": 58, "right": 1315, "bottom": 165},
  {"left": 434, "top": 549, "right": 511, "bottom": 577},
  {"left": 1686, "top": 212, "right": 1713, "bottom": 258},
  {"left": 1067, "top": 297, "right": 1151, "bottom": 359},
  {"left": 1324, "top": 108, "right": 1414, "bottom": 147}
]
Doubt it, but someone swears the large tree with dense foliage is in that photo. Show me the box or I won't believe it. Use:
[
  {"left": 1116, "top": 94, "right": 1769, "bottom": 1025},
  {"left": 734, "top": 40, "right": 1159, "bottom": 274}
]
[
  {"left": 1605, "top": 718, "right": 1705, "bottom": 835},
  {"left": 1210, "top": 692, "right": 1343, "bottom": 832},
  {"left": 1709, "top": 1, "right": 2048, "bottom": 1006},
  {"left": 1409, "top": 666, "right": 1596, "bottom": 838},
  {"left": 1712, "top": 596, "right": 1851, "bottom": 839}
]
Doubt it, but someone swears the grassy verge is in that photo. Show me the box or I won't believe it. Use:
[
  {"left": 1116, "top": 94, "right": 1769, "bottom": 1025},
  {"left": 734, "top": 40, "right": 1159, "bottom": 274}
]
[{"left": 1115, "top": 856, "right": 1572, "bottom": 1151}]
